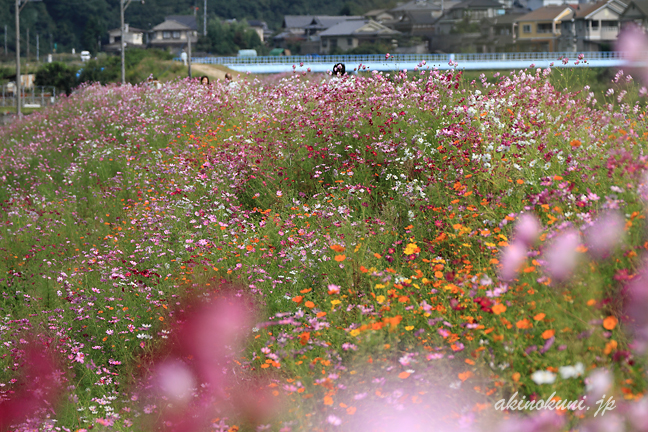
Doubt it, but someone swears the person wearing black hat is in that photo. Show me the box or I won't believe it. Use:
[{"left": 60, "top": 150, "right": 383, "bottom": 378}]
[{"left": 333, "top": 63, "right": 346, "bottom": 77}]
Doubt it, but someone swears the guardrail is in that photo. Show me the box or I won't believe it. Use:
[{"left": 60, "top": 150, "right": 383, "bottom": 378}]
[
  {"left": 176, "top": 51, "right": 642, "bottom": 73},
  {"left": 179, "top": 51, "right": 629, "bottom": 65}
]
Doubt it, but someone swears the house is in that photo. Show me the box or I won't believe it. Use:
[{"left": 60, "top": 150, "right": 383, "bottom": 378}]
[
  {"left": 105, "top": 24, "right": 145, "bottom": 52},
  {"left": 435, "top": 0, "right": 507, "bottom": 35},
  {"left": 248, "top": 20, "right": 273, "bottom": 42},
  {"left": 273, "top": 15, "right": 315, "bottom": 46},
  {"left": 560, "top": 0, "right": 626, "bottom": 51},
  {"left": 480, "top": 12, "right": 528, "bottom": 51},
  {"left": 364, "top": 9, "right": 395, "bottom": 23},
  {"left": 149, "top": 15, "right": 198, "bottom": 54},
  {"left": 514, "top": 5, "right": 574, "bottom": 51},
  {"left": 619, "top": 0, "right": 648, "bottom": 29},
  {"left": 274, "top": 15, "right": 364, "bottom": 53},
  {"left": 524, "top": 0, "right": 576, "bottom": 10},
  {"left": 318, "top": 18, "right": 401, "bottom": 54}
]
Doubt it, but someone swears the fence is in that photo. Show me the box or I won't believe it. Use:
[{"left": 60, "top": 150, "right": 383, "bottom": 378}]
[
  {"left": 174, "top": 51, "right": 637, "bottom": 73},
  {"left": 178, "top": 51, "right": 628, "bottom": 66},
  {"left": 0, "top": 85, "right": 58, "bottom": 109}
]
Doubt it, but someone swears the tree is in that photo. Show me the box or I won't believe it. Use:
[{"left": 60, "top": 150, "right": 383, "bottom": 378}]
[
  {"left": 81, "top": 16, "right": 104, "bottom": 55},
  {"left": 34, "top": 62, "right": 77, "bottom": 95}
]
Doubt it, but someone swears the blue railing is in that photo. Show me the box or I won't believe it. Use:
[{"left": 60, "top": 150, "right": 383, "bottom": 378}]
[
  {"left": 176, "top": 51, "right": 641, "bottom": 72},
  {"left": 178, "top": 51, "right": 627, "bottom": 65}
]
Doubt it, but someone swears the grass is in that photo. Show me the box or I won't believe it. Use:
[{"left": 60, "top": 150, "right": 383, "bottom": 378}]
[{"left": 0, "top": 66, "right": 646, "bottom": 431}]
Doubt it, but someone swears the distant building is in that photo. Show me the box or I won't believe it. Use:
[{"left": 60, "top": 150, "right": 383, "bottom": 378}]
[
  {"left": 560, "top": 0, "right": 627, "bottom": 51},
  {"left": 364, "top": 9, "right": 396, "bottom": 22},
  {"left": 248, "top": 20, "right": 273, "bottom": 42},
  {"left": 150, "top": 15, "right": 198, "bottom": 54},
  {"left": 619, "top": 0, "right": 648, "bottom": 29},
  {"left": 515, "top": 5, "right": 574, "bottom": 51},
  {"left": 105, "top": 24, "right": 145, "bottom": 52},
  {"left": 318, "top": 18, "right": 400, "bottom": 54}
]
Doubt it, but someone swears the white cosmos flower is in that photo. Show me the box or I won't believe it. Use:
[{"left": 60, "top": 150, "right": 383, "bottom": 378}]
[{"left": 531, "top": 370, "right": 557, "bottom": 385}]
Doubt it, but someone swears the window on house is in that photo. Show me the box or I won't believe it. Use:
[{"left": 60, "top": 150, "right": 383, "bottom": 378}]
[
  {"left": 173, "top": 31, "right": 181, "bottom": 39},
  {"left": 322, "top": 39, "right": 328, "bottom": 47},
  {"left": 537, "top": 23, "right": 552, "bottom": 33},
  {"left": 500, "top": 27, "right": 510, "bottom": 35},
  {"left": 347, "top": 38, "right": 353, "bottom": 45},
  {"left": 591, "top": 20, "right": 599, "bottom": 29},
  {"left": 523, "top": 24, "right": 532, "bottom": 33},
  {"left": 331, "top": 39, "right": 338, "bottom": 48},
  {"left": 602, "top": 20, "right": 618, "bottom": 28},
  {"left": 163, "top": 31, "right": 171, "bottom": 39}
]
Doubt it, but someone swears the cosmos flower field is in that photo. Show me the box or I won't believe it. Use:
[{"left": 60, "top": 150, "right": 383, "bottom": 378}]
[{"left": 2, "top": 62, "right": 648, "bottom": 431}]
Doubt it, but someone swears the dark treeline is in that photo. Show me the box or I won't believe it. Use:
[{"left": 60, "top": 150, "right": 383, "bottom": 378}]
[{"left": 0, "top": 0, "right": 396, "bottom": 56}]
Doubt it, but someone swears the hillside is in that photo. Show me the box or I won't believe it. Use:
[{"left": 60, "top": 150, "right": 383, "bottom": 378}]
[{"left": 0, "top": 0, "right": 396, "bottom": 56}]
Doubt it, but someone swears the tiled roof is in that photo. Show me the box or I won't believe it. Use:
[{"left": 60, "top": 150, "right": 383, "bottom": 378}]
[
  {"left": 283, "top": 15, "right": 314, "bottom": 29},
  {"left": 151, "top": 20, "right": 192, "bottom": 31},
  {"left": 319, "top": 18, "right": 401, "bottom": 36},
  {"left": 390, "top": 0, "right": 444, "bottom": 12},
  {"left": 450, "top": 0, "right": 505, "bottom": 9},
  {"left": 166, "top": 15, "right": 198, "bottom": 30},
  {"left": 517, "top": 5, "right": 573, "bottom": 21},
  {"left": 627, "top": 0, "right": 648, "bottom": 16}
]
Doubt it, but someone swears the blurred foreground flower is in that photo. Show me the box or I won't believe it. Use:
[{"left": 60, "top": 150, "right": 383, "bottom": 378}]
[
  {"left": 585, "top": 211, "right": 625, "bottom": 259},
  {"left": 624, "top": 258, "right": 648, "bottom": 353},
  {"left": 499, "top": 241, "right": 527, "bottom": 282},
  {"left": 514, "top": 213, "right": 542, "bottom": 247},
  {"left": 617, "top": 24, "right": 648, "bottom": 84},
  {"left": 543, "top": 229, "right": 580, "bottom": 282},
  {"left": 0, "top": 343, "right": 64, "bottom": 431},
  {"left": 498, "top": 410, "right": 565, "bottom": 432},
  {"left": 138, "top": 287, "right": 282, "bottom": 431}
]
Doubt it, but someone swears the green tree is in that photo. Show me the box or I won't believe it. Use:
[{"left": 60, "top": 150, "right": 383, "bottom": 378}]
[
  {"left": 346, "top": 41, "right": 390, "bottom": 54},
  {"left": 77, "top": 57, "right": 120, "bottom": 85},
  {"left": 34, "top": 62, "right": 77, "bottom": 95},
  {"left": 81, "top": 16, "right": 104, "bottom": 55}
]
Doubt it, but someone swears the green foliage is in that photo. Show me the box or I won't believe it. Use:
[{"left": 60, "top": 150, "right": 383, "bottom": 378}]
[
  {"left": 346, "top": 41, "right": 391, "bottom": 54},
  {"left": 34, "top": 62, "right": 77, "bottom": 95},
  {"left": 199, "top": 19, "right": 268, "bottom": 55},
  {"left": 75, "top": 49, "right": 177, "bottom": 85},
  {"left": 450, "top": 16, "right": 481, "bottom": 34},
  {"left": 76, "top": 57, "right": 120, "bottom": 85},
  {"left": 0, "top": 0, "right": 397, "bottom": 56}
]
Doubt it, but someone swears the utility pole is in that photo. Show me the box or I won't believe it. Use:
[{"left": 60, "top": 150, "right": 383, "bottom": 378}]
[
  {"left": 4, "top": 25, "right": 6, "bottom": 56},
  {"left": 204, "top": 0, "right": 207, "bottom": 36},
  {"left": 120, "top": 0, "right": 145, "bottom": 85},
  {"left": 187, "top": 32, "right": 192, "bottom": 78},
  {"left": 15, "top": 0, "right": 42, "bottom": 118},
  {"left": 26, "top": 27, "right": 28, "bottom": 60},
  {"left": 36, "top": 33, "right": 38, "bottom": 62}
]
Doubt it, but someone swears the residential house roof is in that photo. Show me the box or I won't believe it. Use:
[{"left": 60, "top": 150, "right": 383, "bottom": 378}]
[
  {"left": 517, "top": 5, "right": 574, "bottom": 21},
  {"left": 485, "top": 11, "right": 527, "bottom": 25},
  {"left": 623, "top": 0, "right": 648, "bottom": 16},
  {"left": 108, "top": 26, "right": 145, "bottom": 35},
  {"left": 390, "top": 0, "right": 445, "bottom": 12},
  {"left": 304, "top": 16, "right": 363, "bottom": 30},
  {"left": 151, "top": 20, "right": 191, "bottom": 32},
  {"left": 450, "top": 0, "right": 505, "bottom": 9},
  {"left": 166, "top": 15, "right": 198, "bottom": 30},
  {"left": 248, "top": 19, "right": 268, "bottom": 29},
  {"left": 283, "top": 15, "right": 315, "bottom": 29},
  {"left": 365, "top": 8, "right": 387, "bottom": 16},
  {"left": 319, "top": 18, "right": 401, "bottom": 36},
  {"left": 572, "top": 0, "right": 627, "bottom": 17}
]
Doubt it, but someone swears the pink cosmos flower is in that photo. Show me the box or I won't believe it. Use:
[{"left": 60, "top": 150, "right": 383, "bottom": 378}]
[
  {"left": 499, "top": 241, "right": 527, "bottom": 282},
  {"left": 543, "top": 229, "right": 580, "bottom": 282},
  {"left": 585, "top": 211, "right": 625, "bottom": 259},
  {"left": 514, "top": 213, "right": 542, "bottom": 247}
]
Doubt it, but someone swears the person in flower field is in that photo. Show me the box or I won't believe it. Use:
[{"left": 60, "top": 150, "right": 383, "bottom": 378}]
[{"left": 333, "top": 63, "right": 346, "bottom": 77}]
